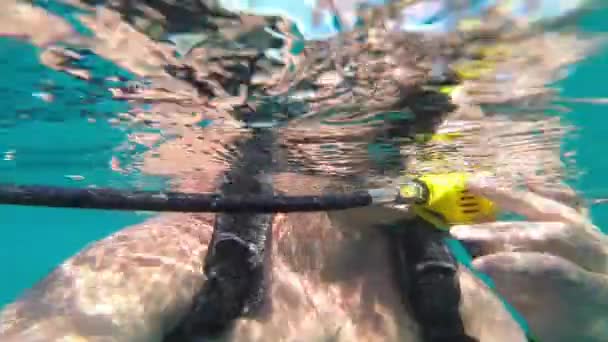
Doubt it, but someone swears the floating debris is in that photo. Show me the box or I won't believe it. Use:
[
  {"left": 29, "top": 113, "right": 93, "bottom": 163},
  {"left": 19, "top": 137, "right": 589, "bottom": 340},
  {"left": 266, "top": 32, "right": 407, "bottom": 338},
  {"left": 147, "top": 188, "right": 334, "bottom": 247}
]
[{"left": 65, "top": 175, "right": 85, "bottom": 181}]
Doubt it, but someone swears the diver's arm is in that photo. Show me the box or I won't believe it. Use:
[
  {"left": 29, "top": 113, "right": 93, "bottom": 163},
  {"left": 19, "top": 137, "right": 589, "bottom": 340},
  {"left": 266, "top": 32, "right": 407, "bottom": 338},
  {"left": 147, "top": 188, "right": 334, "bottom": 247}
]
[
  {"left": 0, "top": 213, "right": 213, "bottom": 342},
  {"left": 453, "top": 174, "right": 608, "bottom": 341}
]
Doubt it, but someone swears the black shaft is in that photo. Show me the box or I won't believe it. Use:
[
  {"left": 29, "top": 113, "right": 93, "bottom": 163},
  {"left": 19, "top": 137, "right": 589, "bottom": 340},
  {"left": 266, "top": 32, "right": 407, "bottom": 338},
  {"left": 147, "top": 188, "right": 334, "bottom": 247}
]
[{"left": 0, "top": 184, "right": 374, "bottom": 213}]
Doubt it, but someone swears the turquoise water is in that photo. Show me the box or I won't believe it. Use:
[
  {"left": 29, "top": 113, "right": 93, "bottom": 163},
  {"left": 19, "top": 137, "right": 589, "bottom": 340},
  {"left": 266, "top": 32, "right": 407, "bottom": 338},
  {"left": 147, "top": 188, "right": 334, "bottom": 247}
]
[
  {"left": 0, "top": 38, "right": 165, "bottom": 304},
  {"left": 0, "top": 2, "right": 607, "bottom": 331},
  {"left": 566, "top": 10, "right": 608, "bottom": 230}
]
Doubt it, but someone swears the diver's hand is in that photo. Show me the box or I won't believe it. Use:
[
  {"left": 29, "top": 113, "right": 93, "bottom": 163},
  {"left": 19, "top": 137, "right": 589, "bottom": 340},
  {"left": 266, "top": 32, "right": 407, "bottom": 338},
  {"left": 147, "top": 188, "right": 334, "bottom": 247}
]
[{"left": 451, "top": 175, "right": 608, "bottom": 342}]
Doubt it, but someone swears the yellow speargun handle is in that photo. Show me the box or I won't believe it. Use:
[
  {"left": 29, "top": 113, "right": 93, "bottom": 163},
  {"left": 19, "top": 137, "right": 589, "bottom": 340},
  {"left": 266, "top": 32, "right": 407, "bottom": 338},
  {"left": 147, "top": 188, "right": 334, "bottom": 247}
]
[{"left": 399, "top": 172, "right": 498, "bottom": 230}]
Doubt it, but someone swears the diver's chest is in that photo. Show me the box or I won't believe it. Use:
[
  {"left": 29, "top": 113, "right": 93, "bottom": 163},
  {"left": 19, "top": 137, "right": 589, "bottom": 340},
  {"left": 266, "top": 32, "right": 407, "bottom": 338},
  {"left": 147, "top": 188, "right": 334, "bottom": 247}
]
[{"left": 264, "top": 230, "right": 422, "bottom": 342}]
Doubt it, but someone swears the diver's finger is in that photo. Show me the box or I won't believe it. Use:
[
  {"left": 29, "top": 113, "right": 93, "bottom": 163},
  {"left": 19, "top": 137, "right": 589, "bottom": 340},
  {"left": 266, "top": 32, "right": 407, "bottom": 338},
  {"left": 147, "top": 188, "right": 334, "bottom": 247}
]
[
  {"left": 452, "top": 221, "right": 608, "bottom": 273},
  {"left": 452, "top": 221, "right": 553, "bottom": 257},
  {"left": 466, "top": 173, "right": 591, "bottom": 228},
  {"left": 525, "top": 177, "right": 586, "bottom": 211},
  {"left": 472, "top": 252, "right": 585, "bottom": 292},
  {"left": 472, "top": 252, "right": 603, "bottom": 342},
  {"left": 526, "top": 179, "right": 578, "bottom": 205}
]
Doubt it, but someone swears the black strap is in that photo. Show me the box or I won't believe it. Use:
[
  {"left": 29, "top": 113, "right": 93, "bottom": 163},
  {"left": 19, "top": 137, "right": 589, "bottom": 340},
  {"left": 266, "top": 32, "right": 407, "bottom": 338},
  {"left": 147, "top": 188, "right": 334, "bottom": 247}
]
[
  {"left": 176, "top": 127, "right": 276, "bottom": 337},
  {"left": 388, "top": 218, "right": 478, "bottom": 342}
]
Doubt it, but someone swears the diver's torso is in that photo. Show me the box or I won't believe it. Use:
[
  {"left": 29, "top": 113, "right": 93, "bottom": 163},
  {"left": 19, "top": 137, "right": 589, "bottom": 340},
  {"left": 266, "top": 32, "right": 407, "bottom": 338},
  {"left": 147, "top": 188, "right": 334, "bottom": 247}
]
[{"left": 231, "top": 211, "right": 423, "bottom": 342}]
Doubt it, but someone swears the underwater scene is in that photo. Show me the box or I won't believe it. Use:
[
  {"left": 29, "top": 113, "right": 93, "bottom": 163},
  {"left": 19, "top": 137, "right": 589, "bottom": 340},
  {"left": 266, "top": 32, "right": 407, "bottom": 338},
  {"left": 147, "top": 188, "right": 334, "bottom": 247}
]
[{"left": 0, "top": 0, "right": 608, "bottom": 341}]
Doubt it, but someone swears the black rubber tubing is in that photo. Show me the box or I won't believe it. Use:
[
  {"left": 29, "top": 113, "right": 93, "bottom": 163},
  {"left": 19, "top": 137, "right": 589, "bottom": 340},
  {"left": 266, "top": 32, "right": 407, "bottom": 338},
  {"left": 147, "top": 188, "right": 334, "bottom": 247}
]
[{"left": 0, "top": 183, "right": 377, "bottom": 213}]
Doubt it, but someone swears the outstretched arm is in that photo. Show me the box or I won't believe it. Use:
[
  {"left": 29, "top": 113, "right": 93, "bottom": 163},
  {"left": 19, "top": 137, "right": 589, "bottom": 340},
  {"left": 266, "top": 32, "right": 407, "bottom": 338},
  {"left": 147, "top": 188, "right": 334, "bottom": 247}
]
[{"left": 453, "top": 174, "right": 608, "bottom": 342}]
